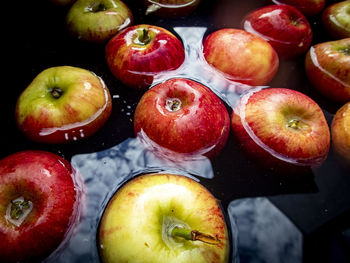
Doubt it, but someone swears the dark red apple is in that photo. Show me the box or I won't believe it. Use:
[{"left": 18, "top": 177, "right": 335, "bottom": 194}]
[
  {"left": 143, "top": 0, "right": 200, "bottom": 17},
  {"left": 202, "top": 28, "right": 279, "bottom": 86},
  {"left": 231, "top": 88, "right": 330, "bottom": 172},
  {"left": 271, "top": 0, "right": 326, "bottom": 16},
  {"left": 305, "top": 38, "right": 350, "bottom": 104},
  {"left": 322, "top": 0, "right": 350, "bottom": 39},
  {"left": 106, "top": 24, "right": 185, "bottom": 89},
  {"left": 0, "top": 150, "right": 84, "bottom": 263},
  {"left": 133, "top": 78, "right": 230, "bottom": 159},
  {"left": 242, "top": 4, "right": 313, "bottom": 59}
]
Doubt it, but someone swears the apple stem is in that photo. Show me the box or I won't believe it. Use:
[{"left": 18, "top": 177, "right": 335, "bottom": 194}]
[
  {"left": 138, "top": 28, "right": 151, "bottom": 45},
  {"left": 171, "top": 226, "right": 221, "bottom": 245}
]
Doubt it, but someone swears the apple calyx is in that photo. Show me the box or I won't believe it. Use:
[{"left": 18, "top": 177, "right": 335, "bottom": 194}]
[
  {"left": 134, "top": 28, "right": 152, "bottom": 45},
  {"left": 5, "top": 196, "right": 33, "bottom": 227},
  {"left": 50, "top": 87, "right": 64, "bottom": 99},
  {"left": 287, "top": 118, "right": 310, "bottom": 131},
  {"left": 171, "top": 226, "right": 221, "bottom": 245},
  {"left": 165, "top": 98, "right": 182, "bottom": 112},
  {"left": 338, "top": 46, "right": 350, "bottom": 56}
]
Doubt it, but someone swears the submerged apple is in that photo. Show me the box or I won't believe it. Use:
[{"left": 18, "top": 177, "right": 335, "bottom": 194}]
[
  {"left": 15, "top": 66, "right": 112, "bottom": 144},
  {"left": 322, "top": 0, "right": 350, "bottom": 39},
  {"left": 231, "top": 88, "right": 330, "bottom": 172},
  {"left": 305, "top": 38, "right": 350, "bottom": 104},
  {"left": 0, "top": 150, "right": 83, "bottom": 263},
  {"left": 143, "top": 0, "right": 200, "bottom": 17},
  {"left": 98, "top": 173, "right": 230, "bottom": 263}
]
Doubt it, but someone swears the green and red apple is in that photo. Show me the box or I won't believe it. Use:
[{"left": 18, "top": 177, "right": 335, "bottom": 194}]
[
  {"left": 133, "top": 78, "right": 230, "bottom": 158},
  {"left": 66, "top": 0, "right": 133, "bottom": 43},
  {"left": 231, "top": 88, "right": 330, "bottom": 172},
  {"left": 322, "top": 0, "right": 350, "bottom": 39},
  {"left": 305, "top": 38, "right": 350, "bottom": 104},
  {"left": 15, "top": 66, "right": 112, "bottom": 144},
  {"left": 106, "top": 24, "right": 185, "bottom": 89},
  {"left": 202, "top": 28, "right": 279, "bottom": 86},
  {"left": 0, "top": 150, "right": 83, "bottom": 263},
  {"left": 98, "top": 173, "right": 230, "bottom": 263},
  {"left": 143, "top": 0, "right": 200, "bottom": 17},
  {"left": 271, "top": 0, "right": 326, "bottom": 16},
  {"left": 332, "top": 102, "right": 350, "bottom": 166}
]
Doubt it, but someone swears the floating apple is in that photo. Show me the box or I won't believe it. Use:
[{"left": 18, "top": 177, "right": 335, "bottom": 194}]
[
  {"left": 66, "top": 0, "right": 133, "bottom": 43},
  {"left": 98, "top": 173, "right": 230, "bottom": 263},
  {"left": 106, "top": 24, "right": 185, "bottom": 89},
  {"left": 322, "top": 0, "right": 350, "bottom": 39},
  {"left": 231, "top": 88, "right": 330, "bottom": 171},
  {"left": 143, "top": 0, "right": 200, "bottom": 17},
  {"left": 270, "top": 0, "right": 326, "bottom": 16},
  {"left": 202, "top": 28, "right": 279, "bottom": 86},
  {"left": 15, "top": 66, "right": 112, "bottom": 144},
  {"left": 305, "top": 38, "right": 350, "bottom": 104},
  {"left": 0, "top": 150, "right": 83, "bottom": 263},
  {"left": 332, "top": 102, "right": 350, "bottom": 166},
  {"left": 242, "top": 4, "right": 313, "bottom": 59},
  {"left": 133, "top": 78, "right": 230, "bottom": 158}
]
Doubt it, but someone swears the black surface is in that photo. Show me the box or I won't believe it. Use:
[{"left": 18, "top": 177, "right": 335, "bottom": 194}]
[{"left": 2, "top": 0, "right": 350, "bottom": 262}]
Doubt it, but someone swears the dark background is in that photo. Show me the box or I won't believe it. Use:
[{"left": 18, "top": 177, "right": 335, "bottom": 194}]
[{"left": 2, "top": 0, "right": 350, "bottom": 262}]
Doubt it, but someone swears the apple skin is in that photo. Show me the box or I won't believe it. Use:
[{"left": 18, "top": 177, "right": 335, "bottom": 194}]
[
  {"left": 106, "top": 24, "right": 185, "bottom": 89},
  {"left": 231, "top": 88, "right": 330, "bottom": 172},
  {"left": 98, "top": 173, "right": 230, "bottom": 263},
  {"left": 322, "top": 0, "right": 350, "bottom": 39},
  {"left": 305, "top": 38, "right": 350, "bottom": 104},
  {"left": 143, "top": 0, "right": 200, "bottom": 17},
  {"left": 331, "top": 102, "right": 350, "bottom": 166},
  {"left": 202, "top": 28, "right": 279, "bottom": 86},
  {"left": 133, "top": 78, "right": 230, "bottom": 158},
  {"left": 242, "top": 4, "right": 313, "bottom": 59},
  {"left": 270, "top": 0, "right": 326, "bottom": 16},
  {"left": 66, "top": 0, "right": 133, "bottom": 44},
  {"left": 15, "top": 66, "right": 112, "bottom": 144},
  {"left": 0, "top": 150, "right": 81, "bottom": 263}
]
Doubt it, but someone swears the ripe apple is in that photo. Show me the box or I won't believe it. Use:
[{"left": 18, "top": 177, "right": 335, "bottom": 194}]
[
  {"left": 133, "top": 78, "right": 230, "bottom": 158},
  {"left": 202, "top": 28, "right": 279, "bottom": 86},
  {"left": 322, "top": 0, "right": 350, "bottom": 39},
  {"left": 15, "top": 66, "right": 112, "bottom": 144},
  {"left": 105, "top": 24, "right": 185, "bottom": 89},
  {"left": 231, "top": 88, "right": 330, "bottom": 171},
  {"left": 242, "top": 4, "right": 313, "bottom": 59},
  {"left": 0, "top": 150, "right": 83, "bottom": 263},
  {"left": 98, "top": 173, "right": 230, "bottom": 263},
  {"left": 331, "top": 102, "right": 350, "bottom": 166},
  {"left": 66, "top": 0, "right": 133, "bottom": 44},
  {"left": 270, "top": 0, "right": 326, "bottom": 16},
  {"left": 304, "top": 38, "right": 350, "bottom": 104},
  {"left": 143, "top": 0, "right": 200, "bottom": 17}
]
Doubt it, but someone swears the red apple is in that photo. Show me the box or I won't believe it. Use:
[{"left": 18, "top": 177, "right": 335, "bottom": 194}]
[
  {"left": 133, "top": 78, "right": 230, "bottom": 159},
  {"left": 242, "top": 4, "right": 313, "bottom": 59},
  {"left": 231, "top": 88, "right": 330, "bottom": 171},
  {"left": 202, "top": 28, "right": 279, "bottom": 86},
  {"left": 0, "top": 150, "right": 84, "bottom": 263},
  {"left": 66, "top": 0, "right": 133, "bottom": 44},
  {"left": 322, "top": 0, "right": 350, "bottom": 39},
  {"left": 305, "top": 38, "right": 350, "bottom": 104},
  {"left": 270, "top": 0, "right": 326, "bottom": 16},
  {"left": 106, "top": 24, "right": 185, "bottom": 89},
  {"left": 143, "top": 0, "right": 200, "bottom": 17},
  {"left": 331, "top": 102, "right": 350, "bottom": 166},
  {"left": 15, "top": 66, "right": 112, "bottom": 144}
]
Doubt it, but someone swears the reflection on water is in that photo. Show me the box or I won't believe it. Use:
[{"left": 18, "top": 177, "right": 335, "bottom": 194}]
[{"left": 228, "top": 197, "right": 302, "bottom": 263}]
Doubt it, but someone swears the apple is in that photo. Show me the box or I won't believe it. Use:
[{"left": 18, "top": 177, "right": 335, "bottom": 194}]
[
  {"left": 202, "top": 28, "right": 279, "bottom": 86},
  {"left": 0, "top": 150, "right": 83, "bottom": 263},
  {"left": 98, "top": 173, "right": 230, "bottom": 263},
  {"left": 304, "top": 38, "right": 350, "bottom": 104},
  {"left": 270, "top": 0, "right": 326, "bottom": 16},
  {"left": 15, "top": 66, "right": 112, "bottom": 144},
  {"left": 49, "top": 0, "right": 77, "bottom": 6},
  {"left": 242, "top": 4, "right": 313, "bottom": 59},
  {"left": 105, "top": 24, "right": 185, "bottom": 89},
  {"left": 322, "top": 0, "right": 350, "bottom": 39},
  {"left": 231, "top": 88, "right": 330, "bottom": 171},
  {"left": 66, "top": 0, "right": 133, "bottom": 44},
  {"left": 133, "top": 78, "right": 230, "bottom": 158},
  {"left": 331, "top": 102, "right": 350, "bottom": 166},
  {"left": 143, "top": 0, "right": 200, "bottom": 17}
]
